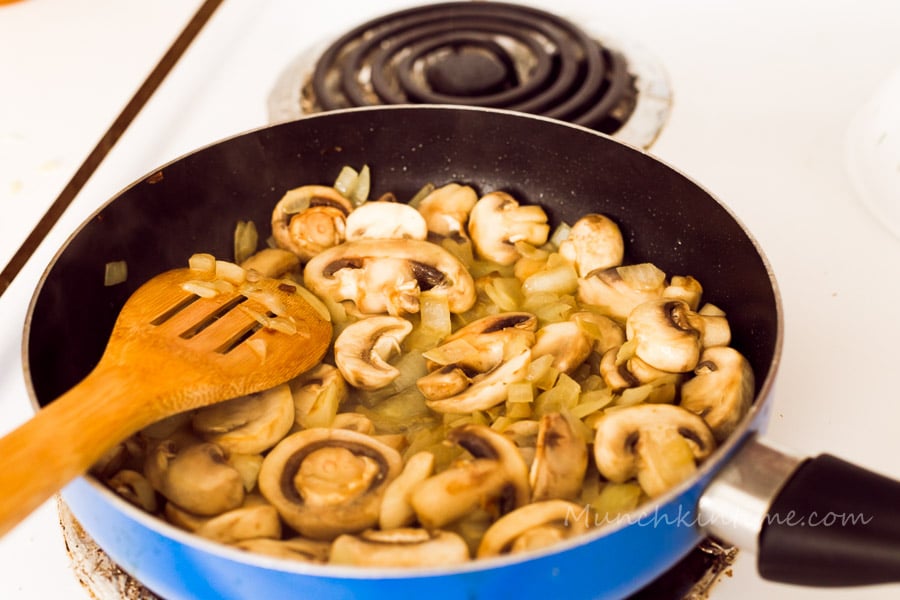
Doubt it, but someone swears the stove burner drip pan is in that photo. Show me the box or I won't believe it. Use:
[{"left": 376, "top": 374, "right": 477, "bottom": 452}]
[{"left": 268, "top": 1, "right": 672, "bottom": 148}]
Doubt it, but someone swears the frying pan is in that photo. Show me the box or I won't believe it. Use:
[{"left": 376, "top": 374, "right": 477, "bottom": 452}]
[{"left": 22, "top": 106, "right": 900, "bottom": 599}]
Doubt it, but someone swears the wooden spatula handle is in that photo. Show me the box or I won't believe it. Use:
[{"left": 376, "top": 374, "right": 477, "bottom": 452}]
[{"left": 0, "top": 366, "right": 154, "bottom": 537}]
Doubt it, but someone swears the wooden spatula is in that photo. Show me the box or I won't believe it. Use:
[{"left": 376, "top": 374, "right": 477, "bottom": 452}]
[{"left": 0, "top": 267, "right": 332, "bottom": 537}]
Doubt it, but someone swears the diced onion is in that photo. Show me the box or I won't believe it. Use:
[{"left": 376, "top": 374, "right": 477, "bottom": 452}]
[
  {"left": 548, "top": 222, "right": 572, "bottom": 248},
  {"left": 234, "top": 220, "right": 258, "bottom": 264},
  {"left": 570, "top": 389, "right": 615, "bottom": 419},
  {"left": 215, "top": 260, "right": 247, "bottom": 285},
  {"left": 278, "top": 187, "right": 311, "bottom": 215},
  {"left": 407, "top": 182, "right": 436, "bottom": 208},
  {"left": 506, "top": 381, "right": 534, "bottom": 404},
  {"left": 422, "top": 338, "right": 479, "bottom": 366},
  {"left": 617, "top": 263, "right": 666, "bottom": 291},
  {"left": 103, "top": 261, "right": 128, "bottom": 286},
  {"left": 523, "top": 263, "right": 578, "bottom": 296},
  {"left": 188, "top": 253, "right": 217, "bottom": 273},
  {"left": 181, "top": 280, "right": 219, "bottom": 298}
]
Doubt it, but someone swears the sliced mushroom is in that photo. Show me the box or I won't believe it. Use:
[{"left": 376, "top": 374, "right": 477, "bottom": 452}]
[
  {"left": 662, "top": 275, "right": 703, "bottom": 311},
  {"left": 467, "top": 191, "right": 550, "bottom": 265},
  {"left": 680, "top": 346, "right": 754, "bottom": 441},
  {"left": 423, "top": 349, "right": 531, "bottom": 413},
  {"left": 379, "top": 451, "right": 435, "bottom": 530},
  {"left": 416, "top": 183, "right": 478, "bottom": 240},
  {"left": 232, "top": 537, "right": 331, "bottom": 563},
  {"left": 529, "top": 413, "right": 588, "bottom": 502},
  {"left": 107, "top": 469, "right": 158, "bottom": 513},
  {"left": 191, "top": 384, "right": 295, "bottom": 454},
  {"left": 558, "top": 214, "right": 624, "bottom": 277},
  {"left": 258, "top": 428, "right": 402, "bottom": 540},
  {"left": 271, "top": 185, "right": 353, "bottom": 261},
  {"left": 410, "top": 425, "right": 530, "bottom": 529},
  {"left": 531, "top": 321, "right": 592, "bottom": 374},
  {"left": 344, "top": 201, "right": 428, "bottom": 241},
  {"left": 165, "top": 495, "right": 282, "bottom": 544},
  {"left": 476, "top": 500, "right": 589, "bottom": 558},
  {"left": 424, "top": 312, "right": 536, "bottom": 371},
  {"left": 592, "top": 404, "right": 716, "bottom": 498},
  {"left": 598, "top": 346, "right": 681, "bottom": 392},
  {"left": 577, "top": 264, "right": 666, "bottom": 321},
  {"left": 334, "top": 316, "right": 413, "bottom": 390},
  {"left": 290, "top": 363, "right": 348, "bottom": 429},
  {"left": 144, "top": 440, "right": 245, "bottom": 516},
  {"left": 330, "top": 528, "right": 470, "bottom": 567},
  {"left": 304, "top": 239, "right": 476, "bottom": 315},
  {"left": 625, "top": 298, "right": 705, "bottom": 373},
  {"left": 240, "top": 247, "right": 301, "bottom": 279}
]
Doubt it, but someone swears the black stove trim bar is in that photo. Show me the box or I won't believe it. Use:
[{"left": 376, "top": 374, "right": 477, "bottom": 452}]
[{"left": 0, "top": 0, "right": 225, "bottom": 296}]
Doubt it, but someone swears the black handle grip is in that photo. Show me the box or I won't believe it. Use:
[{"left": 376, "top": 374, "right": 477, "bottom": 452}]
[{"left": 758, "top": 453, "right": 900, "bottom": 586}]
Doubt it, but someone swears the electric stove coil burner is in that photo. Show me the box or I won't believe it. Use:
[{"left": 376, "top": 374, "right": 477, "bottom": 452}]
[{"left": 308, "top": 2, "right": 638, "bottom": 136}]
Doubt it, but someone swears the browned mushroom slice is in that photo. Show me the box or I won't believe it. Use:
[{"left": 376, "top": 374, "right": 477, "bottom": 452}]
[
  {"left": 680, "top": 346, "right": 754, "bottom": 441},
  {"left": 467, "top": 191, "right": 550, "bottom": 265},
  {"left": 625, "top": 298, "right": 705, "bottom": 373},
  {"left": 144, "top": 440, "right": 245, "bottom": 516},
  {"left": 330, "top": 528, "right": 470, "bottom": 567},
  {"left": 379, "top": 451, "right": 435, "bottom": 530},
  {"left": 271, "top": 185, "right": 353, "bottom": 261},
  {"left": 476, "top": 500, "right": 589, "bottom": 558},
  {"left": 558, "top": 214, "right": 625, "bottom": 277},
  {"left": 233, "top": 537, "right": 331, "bottom": 563},
  {"left": 592, "top": 404, "right": 716, "bottom": 498},
  {"left": 257, "top": 428, "right": 402, "bottom": 541},
  {"left": 410, "top": 425, "right": 530, "bottom": 528},
  {"left": 416, "top": 183, "right": 478, "bottom": 240},
  {"left": 577, "top": 263, "right": 666, "bottom": 321},
  {"left": 529, "top": 413, "right": 588, "bottom": 502},
  {"left": 333, "top": 316, "right": 413, "bottom": 390},
  {"left": 530, "top": 321, "right": 593, "bottom": 374},
  {"left": 303, "top": 239, "right": 476, "bottom": 315},
  {"left": 191, "top": 384, "right": 295, "bottom": 455},
  {"left": 106, "top": 469, "right": 158, "bottom": 513},
  {"left": 165, "top": 495, "right": 282, "bottom": 544},
  {"left": 571, "top": 310, "right": 626, "bottom": 356}
]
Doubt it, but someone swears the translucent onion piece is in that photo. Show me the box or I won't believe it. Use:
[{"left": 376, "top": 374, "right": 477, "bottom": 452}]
[
  {"left": 188, "top": 252, "right": 216, "bottom": 273},
  {"left": 103, "top": 260, "right": 128, "bottom": 286},
  {"left": 616, "top": 263, "right": 666, "bottom": 291},
  {"left": 234, "top": 220, "right": 259, "bottom": 264}
]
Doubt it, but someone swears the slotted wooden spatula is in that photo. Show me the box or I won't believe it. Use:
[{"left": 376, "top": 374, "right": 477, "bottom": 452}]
[{"left": 0, "top": 267, "right": 332, "bottom": 537}]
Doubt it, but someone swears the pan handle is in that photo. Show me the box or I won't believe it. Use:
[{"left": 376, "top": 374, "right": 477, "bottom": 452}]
[{"left": 699, "top": 436, "right": 900, "bottom": 586}]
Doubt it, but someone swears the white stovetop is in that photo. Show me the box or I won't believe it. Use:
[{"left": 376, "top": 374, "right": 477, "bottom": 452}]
[{"left": 1, "top": 0, "right": 898, "bottom": 598}]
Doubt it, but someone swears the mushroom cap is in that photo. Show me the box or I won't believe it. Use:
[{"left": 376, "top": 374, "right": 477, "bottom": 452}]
[
  {"left": 344, "top": 201, "right": 428, "bottom": 242},
  {"left": 626, "top": 298, "right": 705, "bottom": 373},
  {"left": 531, "top": 320, "right": 593, "bottom": 374},
  {"left": 680, "top": 346, "right": 754, "bottom": 441},
  {"left": 416, "top": 183, "right": 478, "bottom": 238},
  {"left": 271, "top": 185, "right": 352, "bottom": 260},
  {"left": 476, "top": 500, "right": 589, "bottom": 558},
  {"left": 592, "top": 404, "right": 716, "bottom": 498},
  {"left": 333, "top": 316, "right": 413, "bottom": 390},
  {"left": 191, "top": 384, "right": 295, "bottom": 454},
  {"left": 144, "top": 441, "right": 246, "bottom": 516},
  {"left": 467, "top": 191, "right": 550, "bottom": 265},
  {"left": 577, "top": 264, "right": 666, "bottom": 321},
  {"left": 258, "top": 428, "right": 402, "bottom": 540},
  {"left": 330, "top": 528, "right": 471, "bottom": 567},
  {"left": 304, "top": 239, "right": 476, "bottom": 315},
  {"left": 558, "top": 214, "right": 625, "bottom": 277}
]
